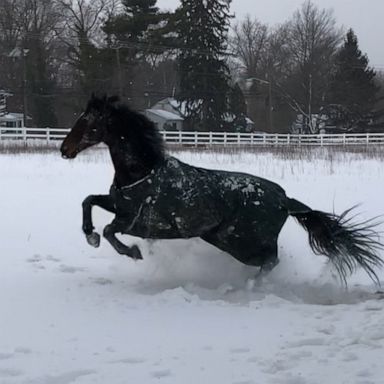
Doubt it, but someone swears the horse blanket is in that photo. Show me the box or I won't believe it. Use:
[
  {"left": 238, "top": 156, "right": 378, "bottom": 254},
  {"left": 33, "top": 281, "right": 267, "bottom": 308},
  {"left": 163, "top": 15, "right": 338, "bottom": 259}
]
[{"left": 110, "top": 156, "right": 290, "bottom": 267}]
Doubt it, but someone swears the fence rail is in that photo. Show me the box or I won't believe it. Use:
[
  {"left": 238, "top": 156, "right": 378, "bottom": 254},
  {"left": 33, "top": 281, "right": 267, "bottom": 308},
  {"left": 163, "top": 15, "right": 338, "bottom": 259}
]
[{"left": 2, "top": 127, "right": 384, "bottom": 147}]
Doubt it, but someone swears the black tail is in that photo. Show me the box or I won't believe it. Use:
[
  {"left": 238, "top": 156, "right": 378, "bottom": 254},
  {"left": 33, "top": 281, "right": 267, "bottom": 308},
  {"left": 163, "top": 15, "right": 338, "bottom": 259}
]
[{"left": 286, "top": 198, "right": 384, "bottom": 284}]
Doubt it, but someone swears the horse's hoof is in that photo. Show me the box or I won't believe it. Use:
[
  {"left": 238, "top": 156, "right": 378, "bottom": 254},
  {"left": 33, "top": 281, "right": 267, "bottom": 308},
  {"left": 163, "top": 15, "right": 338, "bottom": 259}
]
[
  {"left": 130, "top": 245, "right": 143, "bottom": 260},
  {"left": 86, "top": 232, "right": 100, "bottom": 248}
]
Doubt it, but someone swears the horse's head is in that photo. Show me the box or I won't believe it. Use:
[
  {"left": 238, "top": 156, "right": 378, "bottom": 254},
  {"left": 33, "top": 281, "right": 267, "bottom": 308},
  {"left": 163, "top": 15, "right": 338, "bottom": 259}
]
[{"left": 61, "top": 94, "right": 119, "bottom": 159}]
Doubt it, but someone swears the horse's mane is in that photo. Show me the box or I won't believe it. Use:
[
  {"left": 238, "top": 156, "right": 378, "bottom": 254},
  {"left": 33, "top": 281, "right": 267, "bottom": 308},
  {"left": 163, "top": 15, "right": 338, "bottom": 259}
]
[{"left": 90, "top": 95, "right": 165, "bottom": 163}]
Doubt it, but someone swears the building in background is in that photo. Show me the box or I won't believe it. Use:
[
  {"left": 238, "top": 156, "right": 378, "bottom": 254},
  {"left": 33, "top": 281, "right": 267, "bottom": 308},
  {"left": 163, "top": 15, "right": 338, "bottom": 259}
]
[
  {"left": 0, "top": 90, "right": 24, "bottom": 128},
  {"left": 144, "top": 109, "right": 184, "bottom": 131},
  {"left": 148, "top": 98, "right": 255, "bottom": 132}
]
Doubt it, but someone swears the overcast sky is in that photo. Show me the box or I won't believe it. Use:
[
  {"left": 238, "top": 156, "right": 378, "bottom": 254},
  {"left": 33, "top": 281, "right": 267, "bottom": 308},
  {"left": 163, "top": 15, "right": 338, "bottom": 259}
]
[{"left": 157, "top": 0, "right": 384, "bottom": 70}]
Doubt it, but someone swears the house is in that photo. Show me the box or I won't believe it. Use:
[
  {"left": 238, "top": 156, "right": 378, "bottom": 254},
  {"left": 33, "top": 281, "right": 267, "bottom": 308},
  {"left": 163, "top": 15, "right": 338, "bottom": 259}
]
[
  {"left": 149, "top": 98, "right": 255, "bottom": 132},
  {"left": 144, "top": 109, "right": 184, "bottom": 131},
  {"left": 0, "top": 112, "right": 24, "bottom": 128},
  {"left": 151, "top": 97, "right": 184, "bottom": 116},
  {"left": 0, "top": 90, "right": 24, "bottom": 129}
]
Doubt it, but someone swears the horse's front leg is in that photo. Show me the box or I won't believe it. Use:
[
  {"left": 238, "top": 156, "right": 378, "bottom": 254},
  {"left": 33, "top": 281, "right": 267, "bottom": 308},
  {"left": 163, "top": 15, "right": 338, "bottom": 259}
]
[
  {"left": 103, "top": 219, "right": 143, "bottom": 260},
  {"left": 82, "top": 194, "right": 115, "bottom": 248}
]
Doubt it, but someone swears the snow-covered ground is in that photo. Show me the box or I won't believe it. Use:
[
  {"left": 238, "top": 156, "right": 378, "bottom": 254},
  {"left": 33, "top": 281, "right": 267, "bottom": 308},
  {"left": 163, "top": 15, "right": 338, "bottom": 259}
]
[{"left": 1, "top": 147, "right": 384, "bottom": 384}]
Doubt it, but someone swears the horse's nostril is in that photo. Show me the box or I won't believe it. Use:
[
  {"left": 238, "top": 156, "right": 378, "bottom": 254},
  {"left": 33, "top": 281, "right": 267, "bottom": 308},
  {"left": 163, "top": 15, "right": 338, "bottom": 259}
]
[{"left": 60, "top": 144, "right": 72, "bottom": 159}]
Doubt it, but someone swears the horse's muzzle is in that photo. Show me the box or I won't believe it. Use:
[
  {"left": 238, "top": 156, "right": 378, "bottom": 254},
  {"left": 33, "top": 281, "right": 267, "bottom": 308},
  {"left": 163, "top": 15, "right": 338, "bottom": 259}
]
[{"left": 60, "top": 143, "right": 77, "bottom": 159}]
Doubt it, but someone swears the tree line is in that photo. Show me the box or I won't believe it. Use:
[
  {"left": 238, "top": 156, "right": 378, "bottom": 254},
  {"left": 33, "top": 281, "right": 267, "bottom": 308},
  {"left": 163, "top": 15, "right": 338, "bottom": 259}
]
[{"left": 0, "top": 0, "right": 382, "bottom": 132}]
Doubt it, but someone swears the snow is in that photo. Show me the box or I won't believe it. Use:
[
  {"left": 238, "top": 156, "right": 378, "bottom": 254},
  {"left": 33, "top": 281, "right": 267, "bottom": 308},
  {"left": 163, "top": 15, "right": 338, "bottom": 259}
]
[
  {"left": 1, "top": 147, "right": 384, "bottom": 384},
  {"left": 146, "top": 109, "right": 184, "bottom": 121}
]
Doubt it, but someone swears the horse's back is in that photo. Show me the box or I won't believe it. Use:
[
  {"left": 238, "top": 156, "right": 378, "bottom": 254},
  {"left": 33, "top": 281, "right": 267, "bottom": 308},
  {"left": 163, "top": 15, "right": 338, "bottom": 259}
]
[{"left": 163, "top": 156, "right": 288, "bottom": 217}]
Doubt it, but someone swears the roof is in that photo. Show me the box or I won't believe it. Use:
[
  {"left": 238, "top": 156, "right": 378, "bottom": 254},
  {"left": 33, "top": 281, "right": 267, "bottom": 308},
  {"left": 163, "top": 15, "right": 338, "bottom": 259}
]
[
  {"left": 153, "top": 98, "right": 254, "bottom": 124},
  {"left": 0, "top": 113, "right": 24, "bottom": 121},
  {"left": 152, "top": 98, "right": 203, "bottom": 117},
  {"left": 146, "top": 109, "right": 184, "bottom": 121},
  {"left": 0, "top": 90, "right": 12, "bottom": 97}
]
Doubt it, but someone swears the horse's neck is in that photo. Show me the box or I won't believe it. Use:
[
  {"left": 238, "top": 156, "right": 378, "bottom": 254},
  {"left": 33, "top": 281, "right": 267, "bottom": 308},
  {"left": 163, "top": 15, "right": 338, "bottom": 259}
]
[{"left": 108, "top": 142, "right": 154, "bottom": 188}]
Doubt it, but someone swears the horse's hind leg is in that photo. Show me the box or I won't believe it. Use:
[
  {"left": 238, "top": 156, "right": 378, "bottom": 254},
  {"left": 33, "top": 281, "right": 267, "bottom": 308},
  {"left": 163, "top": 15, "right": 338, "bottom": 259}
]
[
  {"left": 242, "top": 241, "right": 279, "bottom": 289},
  {"left": 259, "top": 241, "right": 279, "bottom": 273},
  {"left": 247, "top": 240, "right": 279, "bottom": 276},
  {"left": 202, "top": 232, "right": 279, "bottom": 273},
  {"left": 103, "top": 220, "right": 143, "bottom": 260}
]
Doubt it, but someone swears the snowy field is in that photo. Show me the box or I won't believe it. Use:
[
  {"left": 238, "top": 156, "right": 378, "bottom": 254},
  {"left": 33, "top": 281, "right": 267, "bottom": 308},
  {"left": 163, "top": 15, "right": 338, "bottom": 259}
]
[{"left": 1, "top": 146, "right": 384, "bottom": 384}]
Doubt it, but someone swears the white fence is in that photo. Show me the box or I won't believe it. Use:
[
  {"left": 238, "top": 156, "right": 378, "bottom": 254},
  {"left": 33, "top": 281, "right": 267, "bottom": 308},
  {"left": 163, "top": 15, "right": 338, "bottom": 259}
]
[{"left": 1, "top": 127, "right": 384, "bottom": 147}]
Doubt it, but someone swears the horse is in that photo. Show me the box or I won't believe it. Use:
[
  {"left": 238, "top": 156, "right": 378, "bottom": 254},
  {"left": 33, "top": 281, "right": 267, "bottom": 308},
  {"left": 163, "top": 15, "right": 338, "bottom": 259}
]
[{"left": 60, "top": 94, "right": 384, "bottom": 284}]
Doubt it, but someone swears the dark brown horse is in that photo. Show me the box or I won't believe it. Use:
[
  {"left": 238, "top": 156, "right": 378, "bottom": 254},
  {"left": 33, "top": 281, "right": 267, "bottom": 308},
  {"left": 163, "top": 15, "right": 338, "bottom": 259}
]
[{"left": 60, "top": 94, "right": 384, "bottom": 284}]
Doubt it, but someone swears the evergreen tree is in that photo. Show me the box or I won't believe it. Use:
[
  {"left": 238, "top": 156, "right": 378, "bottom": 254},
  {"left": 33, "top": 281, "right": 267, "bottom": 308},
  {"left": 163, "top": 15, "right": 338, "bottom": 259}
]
[
  {"left": 228, "top": 83, "right": 247, "bottom": 131},
  {"left": 176, "top": 0, "right": 232, "bottom": 131},
  {"left": 328, "top": 29, "right": 379, "bottom": 120},
  {"left": 104, "top": 0, "right": 164, "bottom": 48},
  {"left": 103, "top": 0, "right": 172, "bottom": 107}
]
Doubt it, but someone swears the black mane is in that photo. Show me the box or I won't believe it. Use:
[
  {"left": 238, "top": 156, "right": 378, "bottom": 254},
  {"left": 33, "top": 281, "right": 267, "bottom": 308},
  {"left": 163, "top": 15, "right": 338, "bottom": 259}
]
[{"left": 91, "top": 94, "right": 165, "bottom": 165}]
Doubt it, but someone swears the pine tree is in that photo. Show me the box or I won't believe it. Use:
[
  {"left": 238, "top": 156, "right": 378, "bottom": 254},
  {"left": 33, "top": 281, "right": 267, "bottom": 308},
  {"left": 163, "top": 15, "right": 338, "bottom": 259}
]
[
  {"left": 104, "top": 0, "right": 164, "bottom": 46},
  {"left": 103, "top": 0, "right": 172, "bottom": 106},
  {"left": 176, "top": 0, "right": 232, "bottom": 131},
  {"left": 228, "top": 83, "right": 247, "bottom": 131},
  {"left": 328, "top": 29, "right": 379, "bottom": 120}
]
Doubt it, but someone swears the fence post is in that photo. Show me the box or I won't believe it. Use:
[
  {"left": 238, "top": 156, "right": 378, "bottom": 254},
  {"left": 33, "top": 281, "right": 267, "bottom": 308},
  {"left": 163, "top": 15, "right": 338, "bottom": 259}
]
[
  {"left": 46, "top": 128, "right": 50, "bottom": 144},
  {"left": 237, "top": 132, "right": 241, "bottom": 146},
  {"left": 209, "top": 131, "right": 213, "bottom": 147},
  {"left": 343, "top": 134, "right": 346, "bottom": 146},
  {"left": 194, "top": 131, "right": 198, "bottom": 147},
  {"left": 224, "top": 131, "right": 227, "bottom": 147}
]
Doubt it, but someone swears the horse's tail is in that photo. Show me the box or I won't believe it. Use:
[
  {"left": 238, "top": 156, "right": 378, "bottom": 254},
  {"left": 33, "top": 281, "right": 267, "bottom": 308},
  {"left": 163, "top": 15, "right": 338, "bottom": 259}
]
[{"left": 286, "top": 198, "right": 384, "bottom": 284}]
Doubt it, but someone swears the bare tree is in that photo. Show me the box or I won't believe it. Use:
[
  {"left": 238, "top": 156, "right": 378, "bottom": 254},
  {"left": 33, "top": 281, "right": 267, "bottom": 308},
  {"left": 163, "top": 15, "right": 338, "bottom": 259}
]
[
  {"left": 0, "top": 1, "right": 24, "bottom": 108},
  {"left": 54, "top": 0, "right": 115, "bottom": 44},
  {"left": 53, "top": 0, "right": 119, "bottom": 97},
  {"left": 284, "top": 0, "right": 342, "bottom": 132},
  {"left": 0, "top": 1, "right": 24, "bottom": 52},
  {"left": 22, "top": 0, "right": 63, "bottom": 126},
  {"left": 230, "top": 15, "right": 269, "bottom": 78},
  {"left": 0, "top": 0, "right": 62, "bottom": 125}
]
